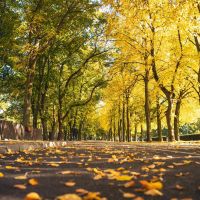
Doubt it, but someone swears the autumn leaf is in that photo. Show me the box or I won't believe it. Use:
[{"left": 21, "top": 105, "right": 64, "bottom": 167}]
[
  {"left": 64, "top": 181, "right": 76, "bottom": 187},
  {"left": 148, "top": 164, "right": 156, "bottom": 169},
  {"left": 0, "top": 172, "right": 4, "bottom": 177},
  {"left": 124, "top": 181, "right": 135, "bottom": 188},
  {"left": 49, "top": 163, "right": 59, "bottom": 167},
  {"left": 140, "top": 180, "right": 163, "bottom": 190},
  {"left": 14, "top": 175, "right": 27, "bottom": 180},
  {"left": 144, "top": 189, "right": 163, "bottom": 196},
  {"left": 76, "top": 188, "right": 89, "bottom": 195},
  {"left": 175, "top": 184, "right": 184, "bottom": 190},
  {"left": 56, "top": 194, "right": 82, "bottom": 200},
  {"left": 83, "top": 192, "right": 101, "bottom": 200},
  {"left": 115, "top": 175, "right": 133, "bottom": 181},
  {"left": 29, "top": 178, "right": 39, "bottom": 186},
  {"left": 60, "top": 171, "right": 73, "bottom": 175},
  {"left": 25, "top": 192, "right": 41, "bottom": 200},
  {"left": 134, "top": 197, "right": 144, "bottom": 200},
  {"left": 5, "top": 166, "right": 18, "bottom": 170},
  {"left": 14, "top": 184, "right": 27, "bottom": 190},
  {"left": 123, "top": 192, "right": 136, "bottom": 198},
  {"left": 93, "top": 174, "right": 103, "bottom": 180}
]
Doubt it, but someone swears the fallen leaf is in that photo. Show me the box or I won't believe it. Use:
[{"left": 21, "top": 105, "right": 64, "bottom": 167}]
[
  {"left": 93, "top": 175, "right": 102, "bottom": 180},
  {"left": 0, "top": 172, "right": 4, "bottom": 177},
  {"left": 5, "top": 166, "right": 18, "bottom": 170},
  {"left": 14, "top": 184, "right": 27, "bottom": 190},
  {"left": 123, "top": 192, "right": 136, "bottom": 198},
  {"left": 29, "top": 178, "right": 39, "bottom": 186},
  {"left": 83, "top": 192, "right": 101, "bottom": 200},
  {"left": 140, "top": 180, "right": 163, "bottom": 190},
  {"left": 60, "top": 171, "right": 73, "bottom": 175},
  {"left": 56, "top": 194, "right": 82, "bottom": 200},
  {"left": 124, "top": 181, "right": 135, "bottom": 188},
  {"left": 49, "top": 163, "right": 59, "bottom": 167},
  {"left": 134, "top": 197, "right": 144, "bottom": 200},
  {"left": 76, "top": 188, "right": 89, "bottom": 195},
  {"left": 25, "top": 192, "right": 41, "bottom": 200},
  {"left": 175, "top": 184, "right": 184, "bottom": 190},
  {"left": 115, "top": 175, "right": 133, "bottom": 181},
  {"left": 148, "top": 164, "right": 156, "bottom": 169},
  {"left": 65, "top": 181, "right": 76, "bottom": 187},
  {"left": 14, "top": 175, "right": 27, "bottom": 180},
  {"left": 144, "top": 189, "right": 163, "bottom": 196},
  {"left": 159, "top": 168, "right": 166, "bottom": 172}
]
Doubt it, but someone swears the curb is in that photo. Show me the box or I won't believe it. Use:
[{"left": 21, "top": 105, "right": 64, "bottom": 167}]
[{"left": 0, "top": 141, "right": 68, "bottom": 154}]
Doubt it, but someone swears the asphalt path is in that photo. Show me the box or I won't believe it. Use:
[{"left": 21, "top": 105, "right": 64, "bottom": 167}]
[{"left": 0, "top": 141, "right": 200, "bottom": 200}]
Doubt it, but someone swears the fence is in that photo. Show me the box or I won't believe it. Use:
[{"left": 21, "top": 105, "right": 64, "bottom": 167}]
[{"left": 0, "top": 120, "right": 42, "bottom": 140}]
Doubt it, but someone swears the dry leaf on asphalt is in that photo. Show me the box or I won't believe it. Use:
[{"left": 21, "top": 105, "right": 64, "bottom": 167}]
[
  {"left": 25, "top": 192, "right": 42, "bottom": 200},
  {"left": 14, "top": 184, "right": 27, "bottom": 190},
  {"left": 29, "top": 178, "right": 39, "bottom": 186},
  {"left": 140, "top": 180, "right": 163, "bottom": 190},
  {"left": 144, "top": 189, "right": 163, "bottom": 196},
  {"left": 124, "top": 181, "right": 135, "bottom": 188},
  {"left": 76, "top": 188, "right": 89, "bottom": 195},
  {"left": 83, "top": 192, "right": 101, "bottom": 200},
  {"left": 60, "top": 171, "right": 73, "bottom": 175},
  {"left": 64, "top": 181, "right": 76, "bottom": 187},
  {"left": 115, "top": 175, "right": 133, "bottom": 181},
  {"left": 175, "top": 184, "right": 184, "bottom": 190},
  {"left": 123, "top": 192, "right": 136, "bottom": 198},
  {"left": 0, "top": 172, "right": 4, "bottom": 177},
  {"left": 56, "top": 194, "right": 82, "bottom": 200},
  {"left": 14, "top": 175, "right": 27, "bottom": 180}
]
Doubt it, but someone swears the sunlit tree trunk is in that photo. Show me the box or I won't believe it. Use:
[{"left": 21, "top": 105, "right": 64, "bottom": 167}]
[
  {"left": 174, "top": 99, "right": 181, "bottom": 141},
  {"left": 156, "top": 96, "right": 162, "bottom": 141},
  {"left": 126, "top": 93, "right": 130, "bottom": 142},
  {"left": 141, "top": 124, "right": 143, "bottom": 141},
  {"left": 134, "top": 124, "right": 138, "bottom": 141},
  {"left": 144, "top": 68, "right": 151, "bottom": 142}
]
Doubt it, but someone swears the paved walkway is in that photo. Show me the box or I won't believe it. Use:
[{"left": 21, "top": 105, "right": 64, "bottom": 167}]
[{"left": 0, "top": 141, "right": 200, "bottom": 200}]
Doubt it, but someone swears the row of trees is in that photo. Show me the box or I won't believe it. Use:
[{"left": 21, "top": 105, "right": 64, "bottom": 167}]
[
  {"left": 1, "top": 0, "right": 199, "bottom": 142},
  {"left": 99, "top": 0, "right": 200, "bottom": 142},
  {"left": 0, "top": 0, "right": 111, "bottom": 140}
]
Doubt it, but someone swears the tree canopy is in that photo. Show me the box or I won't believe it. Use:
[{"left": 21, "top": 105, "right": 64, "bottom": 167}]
[{"left": 0, "top": 0, "right": 199, "bottom": 141}]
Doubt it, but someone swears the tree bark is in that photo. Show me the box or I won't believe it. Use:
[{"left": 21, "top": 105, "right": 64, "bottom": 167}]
[
  {"left": 144, "top": 68, "right": 151, "bottom": 142},
  {"left": 126, "top": 93, "right": 130, "bottom": 142},
  {"left": 122, "top": 98, "right": 126, "bottom": 142},
  {"left": 118, "top": 103, "right": 121, "bottom": 142},
  {"left": 166, "top": 96, "right": 175, "bottom": 141},
  {"left": 141, "top": 124, "right": 143, "bottom": 141},
  {"left": 156, "top": 96, "right": 162, "bottom": 141},
  {"left": 174, "top": 99, "right": 181, "bottom": 141},
  {"left": 23, "top": 56, "right": 37, "bottom": 134},
  {"left": 134, "top": 124, "right": 138, "bottom": 141}
]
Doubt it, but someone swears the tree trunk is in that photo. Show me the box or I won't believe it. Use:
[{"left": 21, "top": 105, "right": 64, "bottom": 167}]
[
  {"left": 41, "top": 117, "right": 48, "bottom": 140},
  {"left": 144, "top": 69, "right": 151, "bottom": 142},
  {"left": 156, "top": 96, "right": 162, "bottom": 141},
  {"left": 57, "top": 108, "right": 63, "bottom": 140},
  {"left": 166, "top": 96, "right": 175, "bottom": 141},
  {"left": 141, "top": 124, "right": 143, "bottom": 141},
  {"left": 174, "top": 99, "right": 181, "bottom": 141},
  {"left": 118, "top": 103, "right": 121, "bottom": 142},
  {"left": 49, "top": 105, "right": 56, "bottom": 141},
  {"left": 122, "top": 99, "right": 126, "bottom": 142},
  {"left": 126, "top": 94, "right": 130, "bottom": 142},
  {"left": 134, "top": 124, "right": 138, "bottom": 141},
  {"left": 113, "top": 114, "right": 116, "bottom": 141},
  {"left": 23, "top": 57, "right": 37, "bottom": 134}
]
